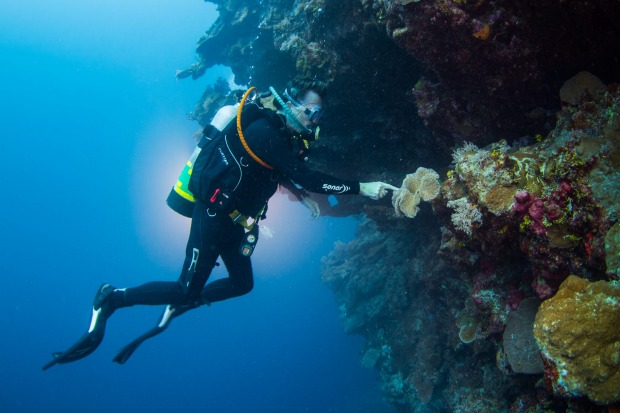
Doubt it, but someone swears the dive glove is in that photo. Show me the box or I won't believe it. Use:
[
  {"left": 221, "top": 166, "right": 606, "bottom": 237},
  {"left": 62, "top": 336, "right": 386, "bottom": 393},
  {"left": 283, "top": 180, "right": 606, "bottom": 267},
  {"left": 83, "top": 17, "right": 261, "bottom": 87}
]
[{"left": 359, "top": 182, "right": 399, "bottom": 200}]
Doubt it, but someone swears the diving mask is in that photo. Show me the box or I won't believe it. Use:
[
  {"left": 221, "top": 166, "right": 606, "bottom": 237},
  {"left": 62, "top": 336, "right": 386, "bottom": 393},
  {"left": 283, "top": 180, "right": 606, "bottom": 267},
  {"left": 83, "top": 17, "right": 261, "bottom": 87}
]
[
  {"left": 270, "top": 87, "right": 316, "bottom": 139},
  {"left": 283, "top": 89, "right": 324, "bottom": 124}
]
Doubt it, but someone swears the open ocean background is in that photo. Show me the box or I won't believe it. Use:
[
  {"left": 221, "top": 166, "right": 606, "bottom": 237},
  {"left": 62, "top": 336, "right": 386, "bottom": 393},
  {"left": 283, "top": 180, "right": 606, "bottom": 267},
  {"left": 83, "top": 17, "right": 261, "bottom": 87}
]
[{"left": 0, "top": 1, "right": 393, "bottom": 412}]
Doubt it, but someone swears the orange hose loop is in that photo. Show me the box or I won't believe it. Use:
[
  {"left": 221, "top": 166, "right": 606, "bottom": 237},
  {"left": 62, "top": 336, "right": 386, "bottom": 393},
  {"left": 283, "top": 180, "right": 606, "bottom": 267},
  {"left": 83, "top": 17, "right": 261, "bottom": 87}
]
[{"left": 237, "top": 87, "right": 273, "bottom": 170}]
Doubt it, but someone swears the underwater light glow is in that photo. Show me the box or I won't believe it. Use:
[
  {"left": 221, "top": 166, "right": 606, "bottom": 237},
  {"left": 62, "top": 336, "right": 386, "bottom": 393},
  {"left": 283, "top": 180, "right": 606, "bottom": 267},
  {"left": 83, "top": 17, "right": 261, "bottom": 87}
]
[
  {"left": 129, "top": 118, "right": 329, "bottom": 277},
  {"left": 130, "top": 117, "right": 196, "bottom": 270}
]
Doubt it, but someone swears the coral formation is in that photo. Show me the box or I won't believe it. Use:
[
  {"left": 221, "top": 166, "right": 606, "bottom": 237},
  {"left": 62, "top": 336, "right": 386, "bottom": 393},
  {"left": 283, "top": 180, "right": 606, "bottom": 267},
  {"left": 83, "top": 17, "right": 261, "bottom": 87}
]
[
  {"left": 323, "top": 83, "right": 620, "bottom": 411},
  {"left": 606, "top": 223, "right": 620, "bottom": 279},
  {"left": 385, "top": 0, "right": 620, "bottom": 150},
  {"left": 560, "top": 71, "right": 606, "bottom": 106},
  {"left": 321, "top": 216, "right": 463, "bottom": 410},
  {"left": 392, "top": 189, "right": 420, "bottom": 218},
  {"left": 446, "top": 197, "right": 483, "bottom": 237},
  {"left": 403, "top": 167, "right": 441, "bottom": 201},
  {"left": 457, "top": 321, "right": 478, "bottom": 344},
  {"left": 392, "top": 167, "right": 440, "bottom": 218},
  {"left": 436, "top": 82, "right": 619, "bottom": 299},
  {"left": 533, "top": 275, "right": 620, "bottom": 405}
]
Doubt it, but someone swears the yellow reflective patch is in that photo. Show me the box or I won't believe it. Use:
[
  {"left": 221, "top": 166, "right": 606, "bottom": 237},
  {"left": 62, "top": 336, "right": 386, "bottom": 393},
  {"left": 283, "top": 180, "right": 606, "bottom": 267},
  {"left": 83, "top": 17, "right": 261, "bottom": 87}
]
[{"left": 173, "top": 185, "right": 195, "bottom": 201}]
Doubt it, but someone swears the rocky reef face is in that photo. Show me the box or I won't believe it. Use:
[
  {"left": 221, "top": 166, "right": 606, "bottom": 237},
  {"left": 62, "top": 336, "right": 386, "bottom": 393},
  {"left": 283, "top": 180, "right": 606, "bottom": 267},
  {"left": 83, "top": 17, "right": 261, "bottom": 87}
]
[{"left": 183, "top": 1, "right": 620, "bottom": 411}]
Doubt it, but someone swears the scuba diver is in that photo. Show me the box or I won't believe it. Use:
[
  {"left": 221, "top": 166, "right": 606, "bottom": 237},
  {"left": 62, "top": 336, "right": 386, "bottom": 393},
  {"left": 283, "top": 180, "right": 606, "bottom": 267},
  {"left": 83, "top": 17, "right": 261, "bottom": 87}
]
[{"left": 42, "top": 80, "right": 398, "bottom": 370}]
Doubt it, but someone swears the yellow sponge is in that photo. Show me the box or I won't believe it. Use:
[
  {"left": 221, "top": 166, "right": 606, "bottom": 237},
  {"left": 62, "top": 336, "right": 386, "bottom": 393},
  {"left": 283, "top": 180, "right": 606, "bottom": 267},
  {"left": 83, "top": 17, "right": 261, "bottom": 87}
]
[{"left": 533, "top": 275, "right": 620, "bottom": 405}]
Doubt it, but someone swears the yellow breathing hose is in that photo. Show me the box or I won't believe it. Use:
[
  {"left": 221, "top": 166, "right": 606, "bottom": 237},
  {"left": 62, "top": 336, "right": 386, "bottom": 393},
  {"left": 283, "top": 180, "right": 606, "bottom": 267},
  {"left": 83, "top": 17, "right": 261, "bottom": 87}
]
[{"left": 237, "top": 87, "right": 273, "bottom": 170}]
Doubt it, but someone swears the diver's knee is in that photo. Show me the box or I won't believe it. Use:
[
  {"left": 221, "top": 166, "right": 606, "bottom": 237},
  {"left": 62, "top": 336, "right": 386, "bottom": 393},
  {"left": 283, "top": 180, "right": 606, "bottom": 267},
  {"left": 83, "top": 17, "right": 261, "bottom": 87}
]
[{"left": 238, "top": 279, "right": 254, "bottom": 296}]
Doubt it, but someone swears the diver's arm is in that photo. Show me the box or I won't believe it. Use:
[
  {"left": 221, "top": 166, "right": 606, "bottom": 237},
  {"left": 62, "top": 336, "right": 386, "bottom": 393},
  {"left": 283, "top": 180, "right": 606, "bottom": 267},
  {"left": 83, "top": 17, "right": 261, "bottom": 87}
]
[
  {"left": 278, "top": 156, "right": 397, "bottom": 200},
  {"left": 280, "top": 179, "right": 310, "bottom": 200},
  {"left": 272, "top": 147, "right": 396, "bottom": 200},
  {"left": 281, "top": 179, "right": 320, "bottom": 219},
  {"left": 246, "top": 118, "right": 393, "bottom": 199},
  {"left": 267, "top": 138, "right": 360, "bottom": 195}
]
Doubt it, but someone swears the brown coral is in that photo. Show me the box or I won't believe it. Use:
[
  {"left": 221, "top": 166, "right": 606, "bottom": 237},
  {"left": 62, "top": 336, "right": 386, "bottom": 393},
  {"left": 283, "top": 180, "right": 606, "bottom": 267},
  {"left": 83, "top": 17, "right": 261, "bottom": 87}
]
[
  {"left": 559, "top": 71, "right": 605, "bottom": 106},
  {"left": 482, "top": 184, "right": 517, "bottom": 216},
  {"left": 533, "top": 275, "right": 620, "bottom": 405},
  {"left": 458, "top": 321, "right": 478, "bottom": 344},
  {"left": 393, "top": 167, "right": 440, "bottom": 218},
  {"left": 393, "top": 189, "right": 421, "bottom": 218},
  {"left": 403, "top": 167, "right": 441, "bottom": 201}
]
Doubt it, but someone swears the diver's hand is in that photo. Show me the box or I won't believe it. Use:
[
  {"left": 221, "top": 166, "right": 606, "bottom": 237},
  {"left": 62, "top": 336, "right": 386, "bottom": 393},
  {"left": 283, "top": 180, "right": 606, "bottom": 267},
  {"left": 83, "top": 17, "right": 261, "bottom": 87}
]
[
  {"left": 359, "top": 182, "right": 399, "bottom": 200},
  {"left": 301, "top": 196, "right": 320, "bottom": 220}
]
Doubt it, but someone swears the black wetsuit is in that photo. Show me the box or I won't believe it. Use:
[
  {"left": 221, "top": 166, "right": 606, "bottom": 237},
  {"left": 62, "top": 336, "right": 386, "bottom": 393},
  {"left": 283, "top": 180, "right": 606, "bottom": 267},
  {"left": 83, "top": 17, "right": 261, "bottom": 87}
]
[{"left": 116, "top": 113, "right": 359, "bottom": 309}]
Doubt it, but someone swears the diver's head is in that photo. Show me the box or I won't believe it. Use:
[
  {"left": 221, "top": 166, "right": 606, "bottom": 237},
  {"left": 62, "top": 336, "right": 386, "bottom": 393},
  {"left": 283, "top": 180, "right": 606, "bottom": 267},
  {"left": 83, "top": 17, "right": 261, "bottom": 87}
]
[
  {"left": 283, "top": 88, "right": 324, "bottom": 125},
  {"left": 273, "top": 80, "right": 326, "bottom": 138}
]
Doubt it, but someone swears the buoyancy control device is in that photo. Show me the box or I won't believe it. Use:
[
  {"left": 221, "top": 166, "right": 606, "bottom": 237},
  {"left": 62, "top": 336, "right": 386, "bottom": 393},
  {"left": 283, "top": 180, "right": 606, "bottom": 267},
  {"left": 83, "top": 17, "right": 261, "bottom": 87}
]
[
  {"left": 166, "top": 87, "right": 279, "bottom": 219},
  {"left": 166, "top": 86, "right": 318, "bottom": 223},
  {"left": 165, "top": 103, "right": 239, "bottom": 218}
]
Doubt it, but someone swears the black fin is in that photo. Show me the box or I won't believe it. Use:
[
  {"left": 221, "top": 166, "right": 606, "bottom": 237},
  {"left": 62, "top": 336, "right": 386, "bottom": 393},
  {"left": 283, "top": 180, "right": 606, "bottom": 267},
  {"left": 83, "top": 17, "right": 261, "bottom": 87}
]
[
  {"left": 113, "top": 326, "right": 164, "bottom": 365},
  {"left": 112, "top": 304, "right": 187, "bottom": 364},
  {"left": 42, "top": 330, "right": 105, "bottom": 371}
]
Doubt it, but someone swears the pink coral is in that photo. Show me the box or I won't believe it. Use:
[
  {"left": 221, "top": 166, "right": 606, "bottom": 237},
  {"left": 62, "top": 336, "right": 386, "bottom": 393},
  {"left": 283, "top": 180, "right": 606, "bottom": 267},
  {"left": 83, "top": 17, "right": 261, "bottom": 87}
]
[
  {"left": 527, "top": 199, "right": 544, "bottom": 221},
  {"left": 532, "top": 277, "right": 554, "bottom": 300},
  {"left": 514, "top": 190, "right": 531, "bottom": 205},
  {"left": 545, "top": 203, "right": 563, "bottom": 221}
]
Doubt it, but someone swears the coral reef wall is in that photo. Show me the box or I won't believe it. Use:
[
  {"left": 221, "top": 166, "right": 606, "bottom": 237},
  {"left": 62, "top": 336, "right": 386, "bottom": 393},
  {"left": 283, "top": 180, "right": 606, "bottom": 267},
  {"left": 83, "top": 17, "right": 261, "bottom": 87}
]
[
  {"left": 185, "top": 0, "right": 620, "bottom": 161},
  {"left": 323, "top": 84, "right": 620, "bottom": 411},
  {"left": 383, "top": 0, "right": 620, "bottom": 148},
  {"left": 182, "top": 1, "right": 620, "bottom": 411}
]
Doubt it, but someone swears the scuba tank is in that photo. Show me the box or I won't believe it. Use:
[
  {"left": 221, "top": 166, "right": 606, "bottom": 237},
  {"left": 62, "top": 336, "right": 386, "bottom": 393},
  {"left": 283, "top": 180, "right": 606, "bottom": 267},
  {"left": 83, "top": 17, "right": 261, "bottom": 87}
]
[{"left": 166, "top": 104, "right": 238, "bottom": 217}]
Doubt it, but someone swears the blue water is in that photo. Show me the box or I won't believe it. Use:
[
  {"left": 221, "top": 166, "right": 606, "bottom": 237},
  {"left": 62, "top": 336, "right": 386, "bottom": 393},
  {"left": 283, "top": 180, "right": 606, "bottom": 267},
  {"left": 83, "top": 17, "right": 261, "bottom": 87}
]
[{"left": 0, "top": 2, "right": 392, "bottom": 412}]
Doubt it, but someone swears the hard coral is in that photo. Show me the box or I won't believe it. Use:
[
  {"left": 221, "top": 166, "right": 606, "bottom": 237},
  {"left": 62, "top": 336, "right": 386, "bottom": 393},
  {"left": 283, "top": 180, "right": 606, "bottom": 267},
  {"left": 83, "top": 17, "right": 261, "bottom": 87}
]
[
  {"left": 533, "top": 275, "right": 620, "bottom": 405},
  {"left": 458, "top": 321, "right": 479, "bottom": 344},
  {"left": 437, "top": 84, "right": 618, "bottom": 301},
  {"left": 559, "top": 71, "right": 606, "bottom": 106}
]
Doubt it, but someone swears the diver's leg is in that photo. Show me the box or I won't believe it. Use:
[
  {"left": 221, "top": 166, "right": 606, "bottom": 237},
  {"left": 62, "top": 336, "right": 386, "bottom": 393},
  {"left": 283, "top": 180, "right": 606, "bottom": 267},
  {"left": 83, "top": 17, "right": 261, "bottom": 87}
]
[
  {"left": 111, "top": 215, "right": 252, "bottom": 365},
  {"left": 177, "top": 200, "right": 224, "bottom": 300},
  {"left": 43, "top": 202, "right": 221, "bottom": 370},
  {"left": 116, "top": 200, "right": 223, "bottom": 307},
  {"left": 199, "top": 221, "right": 254, "bottom": 303},
  {"left": 114, "top": 282, "right": 189, "bottom": 306},
  {"left": 111, "top": 204, "right": 229, "bottom": 364}
]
